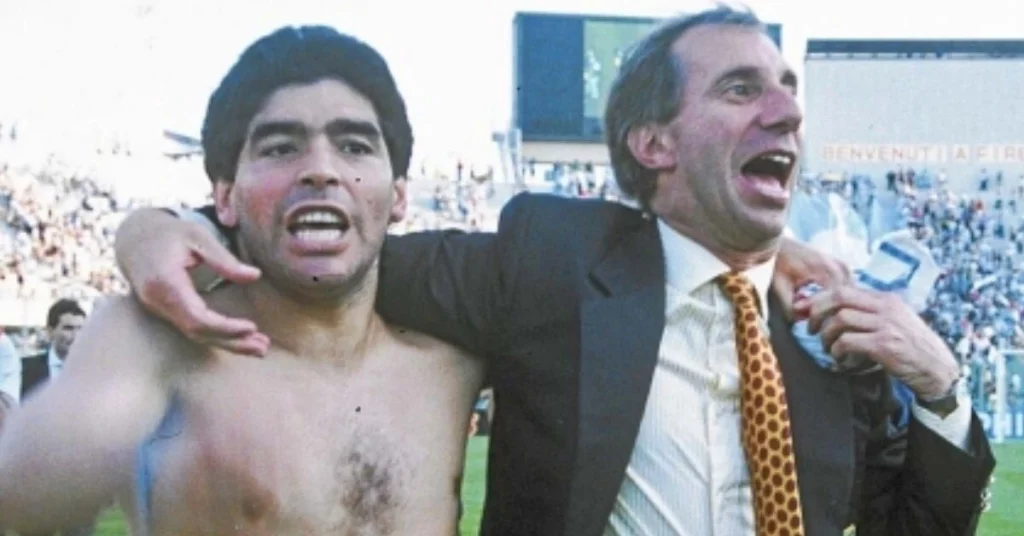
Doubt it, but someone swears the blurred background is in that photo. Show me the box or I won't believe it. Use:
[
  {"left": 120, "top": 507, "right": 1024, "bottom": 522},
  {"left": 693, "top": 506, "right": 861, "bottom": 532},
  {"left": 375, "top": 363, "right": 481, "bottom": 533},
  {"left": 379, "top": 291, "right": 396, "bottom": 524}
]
[{"left": 0, "top": 0, "right": 1022, "bottom": 533}]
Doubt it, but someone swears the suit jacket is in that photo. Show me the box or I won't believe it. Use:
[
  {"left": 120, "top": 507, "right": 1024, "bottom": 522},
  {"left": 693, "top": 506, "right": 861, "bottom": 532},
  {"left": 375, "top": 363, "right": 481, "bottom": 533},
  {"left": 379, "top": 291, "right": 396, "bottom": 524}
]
[
  {"left": 20, "top": 351, "right": 50, "bottom": 400},
  {"left": 375, "top": 193, "right": 995, "bottom": 536}
]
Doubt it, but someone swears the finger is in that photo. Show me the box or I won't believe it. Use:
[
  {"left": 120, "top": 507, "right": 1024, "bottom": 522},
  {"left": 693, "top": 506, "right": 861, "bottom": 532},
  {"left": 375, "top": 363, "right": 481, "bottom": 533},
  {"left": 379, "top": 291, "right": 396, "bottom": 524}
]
[
  {"left": 826, "top": 260, "right": 854, "bottom": 286},
  {"left": 188, "top": 307, "right": 261, "bottom": 339},
  {"left": 195, "top": 332, "right": 270, "bottom": 357},
  {"left": 806, "top": 286, "right": 885, "bottom": 334},
  {"left": 805, "top": 290, "right": 842, "bottom": 334},
  {"left": 151, "top": 273, "right": 258, "bottom": 340},
  {"left": 818, "top": 309, "right": 882, "bottom": 353},
  {"left": 191, "top": 239, "right": 260, "bottom": 285},
  {"left": 791, "top": 283, "right": 823, "bottom": 321},
  {"left": 786, "top": 270, "right": 845, "bottom": 323},
  {"left": 138, "top": 269, "right": 199, "bottom": 323},
  {"left": 140, "top": 267, "right": 261, "bottom": 344},
  {"left": 830, "top": 331, "right": 886, "bottom": 366},
  {"left": 792, "top": 305, "right": 811, "bottom": 322}
]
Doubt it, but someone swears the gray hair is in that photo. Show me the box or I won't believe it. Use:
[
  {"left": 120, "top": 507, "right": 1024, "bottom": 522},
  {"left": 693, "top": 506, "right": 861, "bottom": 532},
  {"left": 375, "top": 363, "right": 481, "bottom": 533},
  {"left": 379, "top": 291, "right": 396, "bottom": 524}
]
[{"left": 604, "top": 5, "right": 766, "bottom": 211}]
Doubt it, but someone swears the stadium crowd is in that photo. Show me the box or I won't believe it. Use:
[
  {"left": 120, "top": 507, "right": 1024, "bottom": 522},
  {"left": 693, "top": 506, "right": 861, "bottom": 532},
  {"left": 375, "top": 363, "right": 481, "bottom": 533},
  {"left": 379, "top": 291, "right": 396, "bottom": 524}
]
[
  {"left": 804, "top": 167, "right": 1024, "bottom": 412},
  {"left": 906, "top": 176, "right": 1024, "bottom": 412},
  {"left": 0, "top": 147, "right": 498, "bottom": 352},
  {"left": 0, "top": 164, "right": 130, "bottom": 302},
  {"left": 1, "top": 147, "right": 1023, "bottom": 411}
]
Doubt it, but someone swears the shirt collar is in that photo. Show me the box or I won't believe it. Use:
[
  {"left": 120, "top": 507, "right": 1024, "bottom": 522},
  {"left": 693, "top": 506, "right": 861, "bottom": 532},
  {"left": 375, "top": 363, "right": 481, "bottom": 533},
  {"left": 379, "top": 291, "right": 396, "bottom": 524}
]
[
  {"left": 47, "top": 346, "right": 63, "bottom": 370},
  {"left": 658, "top": 219, "right": 776, "bottom": 318}
]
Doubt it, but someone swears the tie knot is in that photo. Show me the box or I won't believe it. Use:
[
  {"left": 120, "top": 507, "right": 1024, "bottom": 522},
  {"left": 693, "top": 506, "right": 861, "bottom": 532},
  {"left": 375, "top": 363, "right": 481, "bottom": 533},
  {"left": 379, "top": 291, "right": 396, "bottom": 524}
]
[{"left": 716, "top": 272, "right": 760, "bottom": 313}]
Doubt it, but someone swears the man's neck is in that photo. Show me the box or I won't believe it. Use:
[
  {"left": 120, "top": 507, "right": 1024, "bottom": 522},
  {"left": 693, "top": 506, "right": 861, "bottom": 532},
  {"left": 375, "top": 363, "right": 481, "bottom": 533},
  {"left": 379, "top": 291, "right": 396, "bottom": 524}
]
[
  {"left": 709, "top": 244, "right": 777, "bottom": 272},
  {"left": 235, "top": 272, "right": 383, "bottom": 366},
  {"left": 660, "top": 219, "right": 779, "bottom": 271}
]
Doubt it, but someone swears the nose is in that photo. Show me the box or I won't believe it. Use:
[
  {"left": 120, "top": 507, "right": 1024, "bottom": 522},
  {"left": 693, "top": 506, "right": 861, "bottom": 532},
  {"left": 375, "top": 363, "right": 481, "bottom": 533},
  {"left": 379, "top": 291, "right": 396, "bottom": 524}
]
[
  {"left": 759, "top": 87, "right": 803, "bottom": 134},
  {"left": 297, "top": 138, "right": 342, "bottom": 188}
]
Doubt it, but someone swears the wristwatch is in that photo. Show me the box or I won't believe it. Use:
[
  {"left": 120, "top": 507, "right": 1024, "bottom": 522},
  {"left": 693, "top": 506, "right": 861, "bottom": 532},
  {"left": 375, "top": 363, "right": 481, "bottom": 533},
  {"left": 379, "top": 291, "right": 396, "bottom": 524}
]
[{"left": 917, "top": 376, "right": 961, "bottom": 418}]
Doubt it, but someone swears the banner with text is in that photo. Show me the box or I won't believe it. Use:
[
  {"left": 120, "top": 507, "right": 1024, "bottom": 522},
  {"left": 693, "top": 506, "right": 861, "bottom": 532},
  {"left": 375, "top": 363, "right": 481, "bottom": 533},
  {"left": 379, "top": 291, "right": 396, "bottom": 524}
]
[{"left": 821, "top": 144, "right": 1024, "bottom": 165}]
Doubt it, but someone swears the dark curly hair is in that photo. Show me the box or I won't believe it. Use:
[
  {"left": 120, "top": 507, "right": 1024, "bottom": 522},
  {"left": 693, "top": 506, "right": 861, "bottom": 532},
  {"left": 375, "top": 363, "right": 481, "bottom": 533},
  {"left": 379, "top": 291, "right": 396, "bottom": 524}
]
[{"left": 202, "top": 26, "right": 413, "bottom": 182}]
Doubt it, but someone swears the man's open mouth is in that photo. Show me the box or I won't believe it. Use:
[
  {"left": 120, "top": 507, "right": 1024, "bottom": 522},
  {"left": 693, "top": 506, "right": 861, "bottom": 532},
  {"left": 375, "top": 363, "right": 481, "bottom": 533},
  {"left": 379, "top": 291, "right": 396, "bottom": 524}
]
[
  {"left": 740, "top": 150, "right": 796, "bottom": 184},
  {"left": 286, "top": 206, "right": 351, "bottom": 243}
]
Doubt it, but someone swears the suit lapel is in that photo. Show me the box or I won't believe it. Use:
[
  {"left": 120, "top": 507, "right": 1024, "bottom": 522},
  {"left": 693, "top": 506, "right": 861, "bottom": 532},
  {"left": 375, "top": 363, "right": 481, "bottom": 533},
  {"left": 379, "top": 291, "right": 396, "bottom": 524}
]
[
  {"left": 21, "top": 354, "right": 49, "bottom": 399},
  {"left": 769, "top": 294, "right": 855, "bottom": 534},
  {"left": 562, "top": 226, "right": 857, "bottom": 535},
  {"left": 565, "top": 220, "right": 666, "bottom": 536}
]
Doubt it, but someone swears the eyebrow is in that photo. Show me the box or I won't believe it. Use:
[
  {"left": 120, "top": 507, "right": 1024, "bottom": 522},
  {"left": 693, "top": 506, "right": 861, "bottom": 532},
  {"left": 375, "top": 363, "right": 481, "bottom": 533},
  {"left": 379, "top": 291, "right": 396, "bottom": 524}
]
[
  {"left": 248, "top": 119, "right": 382, "bottom": 146},
  {"left": 325, "top": 118, "right": 382, "bottom": 140},
  {"left": 248, "top": 121, "right": 305, "bottom": 146},
  {"left": 714, "top": 65, "right": 799, "bottom": 91}
]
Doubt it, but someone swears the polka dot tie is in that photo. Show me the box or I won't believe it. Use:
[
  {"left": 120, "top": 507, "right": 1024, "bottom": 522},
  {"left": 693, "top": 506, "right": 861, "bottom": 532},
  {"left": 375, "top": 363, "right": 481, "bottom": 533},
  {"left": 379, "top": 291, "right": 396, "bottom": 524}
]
[{"left": 717, "top": 272, "right": 805, "bottom": 536}]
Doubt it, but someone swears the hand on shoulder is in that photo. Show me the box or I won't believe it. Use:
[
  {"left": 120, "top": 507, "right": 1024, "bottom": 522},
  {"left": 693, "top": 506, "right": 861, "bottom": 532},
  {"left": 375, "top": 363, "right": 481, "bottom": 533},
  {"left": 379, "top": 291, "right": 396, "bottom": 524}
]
[{"left": 772, "top": 236, "right": 852, "bottom": 321}]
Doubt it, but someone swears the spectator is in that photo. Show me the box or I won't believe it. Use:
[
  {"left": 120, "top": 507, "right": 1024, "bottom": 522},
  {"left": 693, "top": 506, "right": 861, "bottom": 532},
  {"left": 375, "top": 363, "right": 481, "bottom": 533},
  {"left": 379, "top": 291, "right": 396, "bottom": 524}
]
[
  {"left": 14, "top": 298, "right": 95, "bottom": 535},
  {"left": 21, "top": 299, "right": 87, "bottom": 400},
  {"left": 0, "top": 330, "right": 19, "bottom": 419}
]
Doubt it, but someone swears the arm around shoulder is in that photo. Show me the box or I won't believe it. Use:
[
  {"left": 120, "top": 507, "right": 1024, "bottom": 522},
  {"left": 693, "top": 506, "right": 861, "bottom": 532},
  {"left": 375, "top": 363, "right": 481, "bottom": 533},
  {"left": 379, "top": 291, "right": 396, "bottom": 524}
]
[
  {"left": 115, "top": 207, "right": 234, "bottom": 295},
  {"left": 114, "top": 208, "right": 185, "bottom": 276},
  {"left": 376, "top": 192, "right": 537, "bottom": 355}
]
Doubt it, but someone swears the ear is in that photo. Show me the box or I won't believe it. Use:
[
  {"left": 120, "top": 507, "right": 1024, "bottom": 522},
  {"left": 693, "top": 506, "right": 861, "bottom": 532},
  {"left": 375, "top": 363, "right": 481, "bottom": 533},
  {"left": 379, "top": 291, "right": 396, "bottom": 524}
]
[
  {"left": 212, "top": 179, "right": 239, "bottom": 227},
  {"left": 389, "top": 177, "right": 408, "bottom": 224},
  {"left": 626, "top": 123, "right": 677, "bottom": 171}
]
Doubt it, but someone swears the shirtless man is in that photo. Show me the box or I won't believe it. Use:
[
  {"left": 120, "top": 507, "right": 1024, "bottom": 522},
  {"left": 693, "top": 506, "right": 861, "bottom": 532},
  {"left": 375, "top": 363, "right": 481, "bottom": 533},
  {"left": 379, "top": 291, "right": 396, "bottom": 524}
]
[{"left": 0, "top": 25, "right": 483, "bottom": 536}]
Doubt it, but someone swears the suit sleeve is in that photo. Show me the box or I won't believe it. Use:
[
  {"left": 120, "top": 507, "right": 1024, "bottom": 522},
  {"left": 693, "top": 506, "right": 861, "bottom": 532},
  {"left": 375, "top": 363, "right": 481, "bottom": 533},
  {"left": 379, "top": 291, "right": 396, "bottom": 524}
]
[
  {"left": 195, "top": 204, "right": 236, "bottom": 252},
  {"left": 374, "top": 193, "right": 535, "bottom": 356},
  {"left": 852, "top": 373, "right": 996, "bottom": 535},
  {"left": 193, "top": 196, "right": 535, "bottom": 355}
]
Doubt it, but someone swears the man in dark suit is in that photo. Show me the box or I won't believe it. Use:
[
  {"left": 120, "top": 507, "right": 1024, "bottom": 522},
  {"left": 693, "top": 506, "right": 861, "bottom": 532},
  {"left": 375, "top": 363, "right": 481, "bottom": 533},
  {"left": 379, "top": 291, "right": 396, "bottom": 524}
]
[
  {"left": 111, "top": 6, "right": 994, "bottom": 535},
  {"left": 16, "top": 298, "right": 95, "bottom": 536},
  {"left": 21, "top": 299, "right": 87, "bottom": 400}
]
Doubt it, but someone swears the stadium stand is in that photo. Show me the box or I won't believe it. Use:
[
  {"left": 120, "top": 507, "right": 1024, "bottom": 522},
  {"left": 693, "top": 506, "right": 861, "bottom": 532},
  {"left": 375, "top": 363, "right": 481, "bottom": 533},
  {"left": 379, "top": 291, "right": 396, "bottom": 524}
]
[{"left": 0, "top": 126, "right": 1021, "bottom": 429}]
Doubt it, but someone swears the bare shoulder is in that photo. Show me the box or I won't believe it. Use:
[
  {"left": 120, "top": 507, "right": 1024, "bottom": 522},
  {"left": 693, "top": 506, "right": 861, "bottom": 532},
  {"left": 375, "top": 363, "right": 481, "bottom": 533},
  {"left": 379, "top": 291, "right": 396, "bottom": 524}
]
[
  {"left": 68, "top": 295, "right": 197, "bottom": 376},
  {"left": 89, "top": 294, "right": 157, "bottom": 325},
  {"left": 203, "top": 283, "right": 250, "bottom": 318},
  {"left": 383, "top": 322, "right": 482, "bottom": 370},
  {"left": 88, "top": 295, "right": 186, "bottom": 343}
]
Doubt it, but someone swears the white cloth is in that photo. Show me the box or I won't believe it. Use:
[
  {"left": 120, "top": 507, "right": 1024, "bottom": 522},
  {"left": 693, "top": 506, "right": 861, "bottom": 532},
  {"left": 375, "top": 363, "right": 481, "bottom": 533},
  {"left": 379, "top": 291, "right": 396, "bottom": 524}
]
[
  {"left": 605, "top": 221, "right": 773, "bottom": 536},
  {"left": 47, "top": 346, "right": 65, "bottom": 379},
  {"left": 0, "top": 334, "right": 21, "bottom": 404},
  {"left": 912, "top": 394, "right": 973, "bottom": 451},
  {"left": 605, "top": 220, "right": 971, "bottom": 536}
]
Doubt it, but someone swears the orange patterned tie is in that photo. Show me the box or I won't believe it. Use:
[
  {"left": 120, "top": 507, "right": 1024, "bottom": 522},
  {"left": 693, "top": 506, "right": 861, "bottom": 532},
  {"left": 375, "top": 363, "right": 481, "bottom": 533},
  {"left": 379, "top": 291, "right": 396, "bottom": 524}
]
[{"left": 717, "top": 272, "right": 805, "bottom": 536}]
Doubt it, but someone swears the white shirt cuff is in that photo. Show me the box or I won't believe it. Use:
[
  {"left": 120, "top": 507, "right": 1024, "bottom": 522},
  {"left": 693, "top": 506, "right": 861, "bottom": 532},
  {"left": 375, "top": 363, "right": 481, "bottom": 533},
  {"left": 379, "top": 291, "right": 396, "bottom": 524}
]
[{"left": 911, "top": 394, "right": 973, "bottom": 452}]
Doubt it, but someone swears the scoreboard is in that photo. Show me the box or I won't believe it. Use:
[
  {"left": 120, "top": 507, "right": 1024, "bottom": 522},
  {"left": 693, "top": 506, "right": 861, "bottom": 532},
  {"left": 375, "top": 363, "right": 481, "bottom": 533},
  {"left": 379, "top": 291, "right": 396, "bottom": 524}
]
[{"left": 513, "top": 12, "right": 782, "bottom": 143}]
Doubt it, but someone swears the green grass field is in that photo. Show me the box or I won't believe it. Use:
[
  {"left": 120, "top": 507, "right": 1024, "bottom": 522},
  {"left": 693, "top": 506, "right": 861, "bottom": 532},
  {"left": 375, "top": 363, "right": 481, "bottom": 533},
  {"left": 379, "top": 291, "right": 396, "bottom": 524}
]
[{"left": 81, "top": 439, "right": 1023, "bottom": 535}]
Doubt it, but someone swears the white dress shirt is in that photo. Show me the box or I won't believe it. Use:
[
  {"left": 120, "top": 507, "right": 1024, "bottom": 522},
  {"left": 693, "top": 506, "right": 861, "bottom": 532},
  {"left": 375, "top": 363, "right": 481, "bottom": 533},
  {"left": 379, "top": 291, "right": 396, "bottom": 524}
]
[
  {"left": 47, "top": 346, "right": 66, "bottom": 380},
  {"left": 0, "top": 334, "right": 21, "bottom": 404},
  {"left": 604, "top": 221, "right": 972, "bottom": 536}
]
